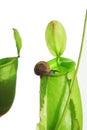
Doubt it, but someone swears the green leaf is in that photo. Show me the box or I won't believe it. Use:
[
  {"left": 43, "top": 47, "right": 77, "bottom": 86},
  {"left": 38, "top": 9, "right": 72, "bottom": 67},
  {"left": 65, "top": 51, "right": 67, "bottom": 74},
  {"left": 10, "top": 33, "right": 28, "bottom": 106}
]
[
  {"left": 13, "top": 28, "right": 22, "bottom": 56},
  {"left": 45, "top": 20, "right": 67, "bottom": 56}
]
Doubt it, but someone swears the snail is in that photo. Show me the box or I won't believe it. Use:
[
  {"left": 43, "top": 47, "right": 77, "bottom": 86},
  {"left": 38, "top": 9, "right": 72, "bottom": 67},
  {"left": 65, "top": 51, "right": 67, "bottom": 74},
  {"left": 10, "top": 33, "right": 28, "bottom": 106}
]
[{"left": 34, "top": 61, "right": 58, "bottom": 77}]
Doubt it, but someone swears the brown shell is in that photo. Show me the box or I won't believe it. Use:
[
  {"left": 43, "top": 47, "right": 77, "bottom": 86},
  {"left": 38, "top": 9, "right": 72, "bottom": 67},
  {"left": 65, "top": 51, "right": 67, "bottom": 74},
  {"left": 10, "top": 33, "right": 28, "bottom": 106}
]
[{"left": 34, "top": 61, "right": 50, "bottom": 76}]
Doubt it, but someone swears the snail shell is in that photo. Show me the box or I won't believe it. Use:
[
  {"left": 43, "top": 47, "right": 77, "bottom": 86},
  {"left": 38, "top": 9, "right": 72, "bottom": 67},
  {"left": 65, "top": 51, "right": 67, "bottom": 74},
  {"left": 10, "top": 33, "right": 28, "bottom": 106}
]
[
  {"left": 34, "top": 61, "right": 58, "bottom": 77},
  {"left": 34, "top": 61, "right": 50, "bottom": 76}
]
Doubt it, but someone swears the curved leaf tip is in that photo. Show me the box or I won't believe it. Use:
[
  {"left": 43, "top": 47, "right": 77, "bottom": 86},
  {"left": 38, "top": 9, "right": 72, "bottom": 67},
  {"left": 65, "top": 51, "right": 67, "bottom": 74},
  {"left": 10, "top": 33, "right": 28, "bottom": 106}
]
[{"left": 13, "top": 28, "right": 22, "bottom": 57}]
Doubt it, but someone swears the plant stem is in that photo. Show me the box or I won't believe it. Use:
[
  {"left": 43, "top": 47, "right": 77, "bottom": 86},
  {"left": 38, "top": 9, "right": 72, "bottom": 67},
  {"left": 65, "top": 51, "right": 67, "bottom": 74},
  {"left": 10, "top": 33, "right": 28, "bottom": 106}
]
[{"left": 55, "top": 10, "right": 87, "bottom": 130}]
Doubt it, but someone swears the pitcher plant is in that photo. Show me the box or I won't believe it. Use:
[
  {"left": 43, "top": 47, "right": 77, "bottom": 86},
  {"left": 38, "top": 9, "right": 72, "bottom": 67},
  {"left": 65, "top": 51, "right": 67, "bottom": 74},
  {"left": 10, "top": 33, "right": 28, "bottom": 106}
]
[
  {"left": 0, "top": 28, "right": 22, "bottom": 116},
  {"left": 34, "top": 11, "right": 87, "bottom": 130}
]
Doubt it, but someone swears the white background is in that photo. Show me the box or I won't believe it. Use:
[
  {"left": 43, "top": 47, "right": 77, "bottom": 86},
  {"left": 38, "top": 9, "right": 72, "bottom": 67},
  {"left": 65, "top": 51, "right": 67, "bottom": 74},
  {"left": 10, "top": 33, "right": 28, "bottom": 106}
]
[{"left": 0, "top": 0, "right": 87, "bottom": 130}]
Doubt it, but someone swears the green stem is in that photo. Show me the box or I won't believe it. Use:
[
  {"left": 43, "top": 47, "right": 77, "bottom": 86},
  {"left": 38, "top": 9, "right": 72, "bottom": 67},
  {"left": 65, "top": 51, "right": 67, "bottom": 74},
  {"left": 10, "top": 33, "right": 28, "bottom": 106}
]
[{"left": 55, "top": 10, "right": 87, "bottom": 130}]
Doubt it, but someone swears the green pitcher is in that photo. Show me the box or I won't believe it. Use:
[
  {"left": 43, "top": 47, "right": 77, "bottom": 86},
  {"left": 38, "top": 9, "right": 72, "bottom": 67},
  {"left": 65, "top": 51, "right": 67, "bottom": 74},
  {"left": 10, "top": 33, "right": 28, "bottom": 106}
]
[
  {"left": 34, "top": 17, "right": 85, "bottom": 130},
  {"left": 0, "top": 28, "right": 22, "bottom": 116}
]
